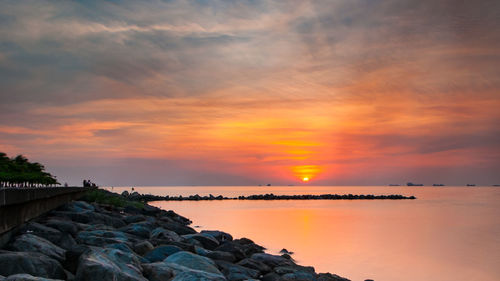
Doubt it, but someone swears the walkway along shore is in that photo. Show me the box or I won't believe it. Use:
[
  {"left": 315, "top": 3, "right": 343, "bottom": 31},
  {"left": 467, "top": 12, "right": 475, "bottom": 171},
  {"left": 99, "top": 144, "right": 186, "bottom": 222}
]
[
  {"left": 0, "top": 189, "right": 392, "bottom": 280},
  {"left": 121, "top": 191, "right": 416, "bottom": 202}
]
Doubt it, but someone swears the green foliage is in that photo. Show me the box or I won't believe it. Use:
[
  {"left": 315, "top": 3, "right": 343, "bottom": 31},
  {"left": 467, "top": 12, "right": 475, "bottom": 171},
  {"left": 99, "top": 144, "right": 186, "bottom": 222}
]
[
  {"left": 0, "top": 152, "right": 59, "bottom": 186},
  {"left": 83, "top": 189, "right": 145, "bottom": 209}
]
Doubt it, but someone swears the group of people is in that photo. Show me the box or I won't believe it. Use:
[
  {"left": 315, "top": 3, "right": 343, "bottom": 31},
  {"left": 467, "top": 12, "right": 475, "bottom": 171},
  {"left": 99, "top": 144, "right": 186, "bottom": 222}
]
[{"left": 83, "top": 179, "right": 97, "bottom": 187}]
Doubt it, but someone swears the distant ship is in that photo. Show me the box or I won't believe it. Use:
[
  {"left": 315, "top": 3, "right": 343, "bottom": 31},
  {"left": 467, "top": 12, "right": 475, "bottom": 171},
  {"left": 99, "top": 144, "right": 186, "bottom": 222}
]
[
  {"left": 388, "top": 184, "right": 400, "bottom": 186},
  {"left": 407, "top": 182, "right": 423, "bottom": 186},
  {"left": 493, "top": 184, "right": 500, "bottom": 187},
  {"left": 432, "top": 184, "right": 445, "bottom": 186},
  {"left": 466, "top": 184, "right": 476, "bottom": 187}
]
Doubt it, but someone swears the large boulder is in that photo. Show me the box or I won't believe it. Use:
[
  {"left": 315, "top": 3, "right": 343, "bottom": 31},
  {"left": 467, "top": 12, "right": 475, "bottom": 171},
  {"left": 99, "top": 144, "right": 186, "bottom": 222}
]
[
  {"left": 164, "top": 251, "right": 223, "bottom": 276},
  {"left": 160, "top": 221, "right": 196, "bottom": 235},
  {"left": 182, "top": 234, "right": 219, "bottom": 250},
  {"left": 10, "top": 234, "right": 66, "bottom": 262},
  {"left": 124, "top": 215, "right": 147, "bottom": 224},
  {"left": 141, "top": 263, "right": 174, "bottom": 281},
  {"left": 316, "top": 273, "right": 350, "bottom": 281},
  {"left": 76, "top": 230, "right": 129, "bottom": 247},
  {"left": 0, "top": 251, "right": 66, "bottom": 279},
  {"left": 237, "top": 258, "right": 271, "bottom": 274},
  {"left": 3, "top": 274, "right": 64, "bottom": 281},
  {"left": 133, "top": 240, "right": 154, "bottom": 256},
  {"left": 58, "top": 201, "right": 95, "bottom": 213},
  {"left": 75, "top": 248, "right": 147, "bottom": 281},
  {"left": 200, "top": 231, "right": 233, "bottom": 243},
  {"left": 44, "top": 219, "right": 79, "bottom": 236},
  {"left": 143, "top": 245, "right": 183, "bottom": 263},
  {"left": 279, "top": 271, "right": 317, "bottom": 281},
  {"left": 150, "top": 262, "right": 226, "bottom": 281},
  {"left": 150, "top": 227, "right": 182, "bottom": 244},
  {"left": 18, "top": 223, "right": 63, "bottom": 245},
  {"left": 119, "top": 223, "right": 152, "bottom": 239},
  {"left": 250, "top": 253, "right": 294, "bottom": 268},
  {"left": 215, "top": 260, "right": 260, "bottom": 281}
]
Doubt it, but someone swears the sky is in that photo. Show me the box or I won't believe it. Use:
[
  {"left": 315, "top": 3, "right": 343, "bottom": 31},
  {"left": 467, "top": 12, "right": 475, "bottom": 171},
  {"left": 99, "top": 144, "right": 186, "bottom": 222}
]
[{"left": 0, "top": 0, "right": 499, "bottom": 186}]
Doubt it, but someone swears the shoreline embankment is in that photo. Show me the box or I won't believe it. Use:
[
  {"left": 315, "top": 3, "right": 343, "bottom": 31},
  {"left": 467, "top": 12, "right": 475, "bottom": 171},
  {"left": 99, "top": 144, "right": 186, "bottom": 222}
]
[{"left": 0, "top": 188, "right": 355, "bottom": 281}]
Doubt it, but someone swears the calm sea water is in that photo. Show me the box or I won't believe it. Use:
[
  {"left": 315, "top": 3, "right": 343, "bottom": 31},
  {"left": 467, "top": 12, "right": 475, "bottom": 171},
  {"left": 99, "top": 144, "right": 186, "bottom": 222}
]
[{"left": 104, "top": 186, "right": 500, "bottom": 281}]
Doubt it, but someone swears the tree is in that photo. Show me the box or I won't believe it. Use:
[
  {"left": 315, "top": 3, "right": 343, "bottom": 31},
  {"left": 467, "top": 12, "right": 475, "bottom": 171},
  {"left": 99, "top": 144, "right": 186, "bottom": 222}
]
[{"left": 0, "top": 152, "right": 59, "bottom": 187}]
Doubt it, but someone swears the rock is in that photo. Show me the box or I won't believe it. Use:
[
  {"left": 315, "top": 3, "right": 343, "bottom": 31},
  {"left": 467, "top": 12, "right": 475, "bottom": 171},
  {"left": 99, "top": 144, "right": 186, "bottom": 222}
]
[
  {"left": 75, "top": 248, "right": 147, "bottom": 281},
  {"left": 164, "top": 251, "right": 223, "bottom": 276},
  {"left": 124, "top": 215, "right": 146, "bottom": 224},
  {"left": 0, "top": 251, "right": 66, "bottom": 279},
  {"left": 274, "top": 266, "right": 315, "bottom": 275},
  {"left": 200, "top": 230, "right": 233, "bottom": 243},
  {"left": 18, "top": 223, "right": 63, "bottom": 245},
  {"left": 133, "top": 240, "right": 154, "bottom": 256},
  {"left": 52, "top": 211, "right": 125, "bottom": 228},
  {"left": 160, "top": 222, "right": 197, "bottom": 235},
  {"left": 143, "top": 245, "right": 183, "bottom": 262},
  {"left": 317, "top": 273, "right": 350, "bottom": 281},
  {"left": 280, "top": 271, "right": 317, "bottom": 281},
  {"left": 3, "top": 274, "right": 64, "bottom": 281},
  {"left": 280, "top": 249, "right": 294, "bottom": 255},
  {"left": 251, "top": 253, "right": 294, "bottom": 268},
  {"left": 215, "top": 260, "right": 260, "bottom": 281},
  {"left": 214, "top": 242, "right": 246, "bottom": 261},
  {"left": 262, "top": 272, "right": 281, "bottom": 281},
  {"left": 237, "top": 258, "right": 272, "bottom": 274},
  {"left": 104, "top": 243, "right": 148, "bottom": 263},
  {"left": 10, "top": 234, "right": 66, "bottom": 262},
  {"left": 182, "top": 234, "right": 219, "bottom": 250},
  {"left": 76, "top": 230, "right": 129, "bottom": 247},
  {"left": 62, "top": 245, "right": 91, "bottom": 274},
  {"left": 207, "top": 251, "right": 236, "bottom": 263},
  {"left": 142, "top": 263, "right": 174, "bottom": 281},
  {"left": 59, "top": 201, "right": 95, "bottom": 213},
  {"left": 45, "top": 219, "right": 79, "bottom": 236},
  {"left": 150, "top": 227, "right": 182, "bottom": 244},
  {"left": 161, "top": 262, "right": 226, "bottom": 281},
  {"left": 120, "top": 223, "right": 152, "bottom": 239}
]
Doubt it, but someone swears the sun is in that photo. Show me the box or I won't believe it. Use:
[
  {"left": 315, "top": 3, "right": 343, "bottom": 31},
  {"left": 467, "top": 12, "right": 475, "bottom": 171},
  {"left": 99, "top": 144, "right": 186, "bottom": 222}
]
[{"left": 302, "top": 177, "right": 309, "bottom": 182}]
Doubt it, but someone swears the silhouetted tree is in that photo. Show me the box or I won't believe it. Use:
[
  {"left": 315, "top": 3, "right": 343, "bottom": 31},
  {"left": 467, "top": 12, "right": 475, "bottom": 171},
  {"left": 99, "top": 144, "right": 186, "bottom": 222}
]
[{"left": 0, "top": 152, "right": 59, "bottom": 187}]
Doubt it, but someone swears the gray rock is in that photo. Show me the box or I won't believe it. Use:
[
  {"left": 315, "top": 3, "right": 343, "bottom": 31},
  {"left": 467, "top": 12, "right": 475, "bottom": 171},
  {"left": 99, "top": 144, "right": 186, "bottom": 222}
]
[
  {"left": 251, "top": 253, "right": 294, "bottom": 268},
  {"left": 10, "top": 234, "right": 66, "bottom": 262},
  {"left": 58, "top": 233, "right": 78, "bottom": 251},
  {"left": 75, "top": 248, "right": 147, "bottom": 281},
  {"left": 164, "top": 251, "right": 223, "bottom": 276},
  {"left": 262, "top": 272, "right": 281, "bottom": 281},
  {"left": 237, "top": 258, "right": 271, "bottom": 274},
  {"left": 182, "top": 234, "right": 219, "bottom": 250},
  {"left": 142, "top": 263, "right": 174, "bottom": 281},
  {"left": 4, "top": 274, "right": 64, "bottom": 281},
  {"left": 120, "top": 223, "right": 152, "bottom": 239},
  {"left": 159, "top": 262, "right": 226, "bottom": 281},
  {"left": 161, "top": 222, "right": 197, "bottom": 235},
  {"left": 150, "top": 227, "right": 182, "bottom": 243},
  {"left": 18, "top": 223, "right": 63, "bottom": 245},
  {"left": 45, "top": 219, "right": 79, "bottom": 236},
  {"left": 0, "top": 251, "right": 66, "bottom": 279},
  {"left": 144, "top": 245, "right": 183, "bottom": 262},
  {"left": 317, "top": 273, "right": 350, "bottom": 281},
  {"left": 133, "top": 240, "right": 154, "bottom": 256},
  {"left": 59, "top": 201, "right": 95, "bottom": 213},
  {"left": 124, "top": 215, "right": 146, "bottom": 224},
  {"left": 4, "top": 274, "right": 62, "bottom": 281},
  {"left": 62, "top": 245, "right": 91, "bottom": 274},
  {"left": 200, "top": 231, "right": 233, "bottom": 243},
  {"left": 76, "top": 230, "right": 129, "bottom": 246},
  {"left": 206, "top": 251, "right": 236, "bottom": 263},
  {"left": 215, "top": 260, "right": 260, "bottom": 281},
  {"left": 280, "top": 271, "right": 317, "bottom": 281},
  {"left": 214, "top": 242, "right": 246, "bottom": 261}
]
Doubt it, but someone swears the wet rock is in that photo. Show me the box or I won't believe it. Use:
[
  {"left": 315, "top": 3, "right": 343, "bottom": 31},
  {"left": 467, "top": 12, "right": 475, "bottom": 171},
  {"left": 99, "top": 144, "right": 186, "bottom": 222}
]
[
  {"left": 182, "top": 234, "right": 219, "bottom": 250},
  {"left": 316, "top": 273, "right": 350, "bottom": 281},
  {"left": 164, "top": 251, "right": 223, "bottom": 276},
  {"left": 237, "top": 258, "right": 272, "bottom": 274},
  {"left": 63, "top": 245, "right": 91, "bottom": 274},
  {"left": 144, "top": 245, "right": 183, "bottom": 262},
  {"left": 133, "top": 240, "right": 154, "bottom": 256},
  {"left": 251, "top": 253, "right": 294, "bottom": 268},
  {"left": 274, "top": 266, "right": 315, "bottom": 275},
  {"left": 160, "top": 222, "right": 197, "bottom": 235},
  {"left": 0, "top": 251, "right": 66, "bottom": 279},
  {"left": 59, "top": 201, "right": 95, "bottom": 213},
  {"left": 262, "top": 272, "right": 281, "bottom": 281},
  {"left": 58, "top": 233, "right": 78, "bottom": 250},
  {"left": 3, "top": 274, "right": 64, "bottom": 281},
  {"left": 201, "top": 230, "right": 233, "bottom": 243},
  {"left": 214, "top": 242, "right": 246, "bottom": 261},
  {"left": 75, "top": 248, "right": 147, "bottom": 281},
  {"left": 206, "top": 250, "right": 236, "bottom": 263},
  {"left": 280, "top": 249, "right": 294, "bottom": 255},
  {"left": 124, "top": 215, "right": 146, "bottom": 224},
  {"left": 215, "top": 260, "right": 260, "bottom": 281},
  {"left": 161, "top": 262, "right": 226, "bottom": 281},
  {"left": 10, "top": 234, "right": 66, "bottom": 262}
]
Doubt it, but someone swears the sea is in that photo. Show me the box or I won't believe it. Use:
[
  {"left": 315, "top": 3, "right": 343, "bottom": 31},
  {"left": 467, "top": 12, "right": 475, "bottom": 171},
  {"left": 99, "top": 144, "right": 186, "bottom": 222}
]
[{"left": 103, "top": 186, "right": 500, "bottom": 281}]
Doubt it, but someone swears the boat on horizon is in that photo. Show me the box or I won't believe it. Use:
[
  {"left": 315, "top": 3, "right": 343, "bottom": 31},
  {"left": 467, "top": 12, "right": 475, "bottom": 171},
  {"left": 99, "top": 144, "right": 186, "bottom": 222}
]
[
  {"left": 432, "top": 184, "right": 445, "bottom": 186},
  {"left": 388, "top": 184, "right": 401, "bottom": 186},
  {"left": 466, "top": 184, "right": 476, "bottom": 187},
  {"left": 407, "top": 182, "right": 424, "bottom": 186}
]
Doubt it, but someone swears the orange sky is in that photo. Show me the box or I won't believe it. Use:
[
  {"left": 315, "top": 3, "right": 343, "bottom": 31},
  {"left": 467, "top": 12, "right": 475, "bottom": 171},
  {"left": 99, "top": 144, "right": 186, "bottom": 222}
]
[{"left": 0, "top": 0, "right": 499, "bottom": 185}]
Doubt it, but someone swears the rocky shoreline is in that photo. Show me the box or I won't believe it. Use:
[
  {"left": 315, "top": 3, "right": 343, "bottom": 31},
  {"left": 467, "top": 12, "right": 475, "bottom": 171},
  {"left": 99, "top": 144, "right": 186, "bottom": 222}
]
[
  {"left": 121, "top": 191, "right": 416, "bottom": 202},
  {"left": 0, "top": 189, "right": 354, "bottom": 281}
]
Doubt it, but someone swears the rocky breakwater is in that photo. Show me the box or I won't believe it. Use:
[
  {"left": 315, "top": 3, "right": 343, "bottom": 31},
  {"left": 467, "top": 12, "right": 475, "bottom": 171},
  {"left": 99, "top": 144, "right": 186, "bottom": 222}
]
[{"left": 0, "top": 190, "right": 352, "bottom": 281}]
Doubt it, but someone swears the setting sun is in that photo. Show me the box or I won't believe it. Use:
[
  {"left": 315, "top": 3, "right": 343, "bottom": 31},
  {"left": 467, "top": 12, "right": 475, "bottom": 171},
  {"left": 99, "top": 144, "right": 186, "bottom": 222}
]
[{"left": 302, "top": 177, "right": 309, "bottom": 182}]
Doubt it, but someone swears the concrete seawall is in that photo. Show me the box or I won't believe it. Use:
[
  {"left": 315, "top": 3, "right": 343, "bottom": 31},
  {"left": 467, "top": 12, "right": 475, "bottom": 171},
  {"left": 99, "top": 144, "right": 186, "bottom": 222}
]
[{"left": 0, "top": 187, "right": 94, "bottom": 240}]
